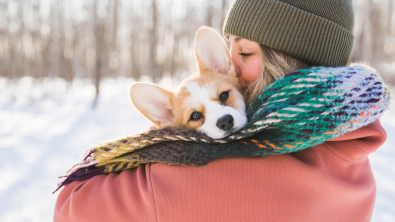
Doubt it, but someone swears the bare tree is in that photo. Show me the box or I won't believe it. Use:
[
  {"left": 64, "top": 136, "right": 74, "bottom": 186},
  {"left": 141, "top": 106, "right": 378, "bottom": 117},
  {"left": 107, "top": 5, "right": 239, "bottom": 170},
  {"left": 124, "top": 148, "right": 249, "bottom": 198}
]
[
  {"left": 148, "top": 0, "right": 160, "bottom": 81},
  {"left": 109, "top": 0, "right": 119, "bottom": 76},
  {"left": 0, "top": 1, "right": 8, "bottom": 78},
  {"left": 129, "top": 7, "right": 141, "bottom": 80},
  {"left": 92, "top": 0, "right": 105, "bottom": 108},
  {"left": 1, "top": 0, "right": 393, "bottom": 95},
  {"left": 205, "top": 0, "right": 213, "bottom": 27}
]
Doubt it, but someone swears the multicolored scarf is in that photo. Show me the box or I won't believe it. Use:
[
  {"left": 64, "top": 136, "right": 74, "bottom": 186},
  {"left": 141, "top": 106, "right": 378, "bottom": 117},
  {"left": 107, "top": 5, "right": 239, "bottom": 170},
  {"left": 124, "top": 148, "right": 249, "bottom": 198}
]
[{"left": 56, "top": 65, "right": 390, "bottom": 192}]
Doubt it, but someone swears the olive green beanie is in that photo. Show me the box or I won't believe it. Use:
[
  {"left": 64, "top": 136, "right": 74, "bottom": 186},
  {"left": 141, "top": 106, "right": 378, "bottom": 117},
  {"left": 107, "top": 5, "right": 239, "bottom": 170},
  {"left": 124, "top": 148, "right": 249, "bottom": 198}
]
[{"left": 223, "top": 0, "right": 355, "bottom": 67}]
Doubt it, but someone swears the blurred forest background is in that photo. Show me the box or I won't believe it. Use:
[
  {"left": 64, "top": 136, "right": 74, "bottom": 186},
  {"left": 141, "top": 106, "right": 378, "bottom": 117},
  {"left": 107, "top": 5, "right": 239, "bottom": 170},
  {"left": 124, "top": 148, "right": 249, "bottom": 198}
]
[{"left": 0, "top": 0, "right": 394, "bottom": 100}]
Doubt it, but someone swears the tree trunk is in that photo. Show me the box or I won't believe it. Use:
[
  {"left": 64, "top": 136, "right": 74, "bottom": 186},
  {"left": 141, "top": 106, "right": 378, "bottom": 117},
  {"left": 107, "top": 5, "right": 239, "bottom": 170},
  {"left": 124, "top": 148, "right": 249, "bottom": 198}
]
[
  {"left": 93, "top": 0, "right": 104, "bottom": 109},
  {"left": 148, "top": 0, "right": 159, "bottom": 81},
  {"left": 110, "top": 0, "right": 119, "bottom": 76},
  {"left": 205, "top": 1, "right": 213, "bottom": 27}
]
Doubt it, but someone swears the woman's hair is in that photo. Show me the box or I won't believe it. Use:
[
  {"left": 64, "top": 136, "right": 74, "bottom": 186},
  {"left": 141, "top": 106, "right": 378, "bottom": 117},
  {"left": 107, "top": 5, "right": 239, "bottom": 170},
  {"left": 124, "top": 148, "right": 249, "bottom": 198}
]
[{"left": 244, "top": 45, "right": 312, "bottom": 104}]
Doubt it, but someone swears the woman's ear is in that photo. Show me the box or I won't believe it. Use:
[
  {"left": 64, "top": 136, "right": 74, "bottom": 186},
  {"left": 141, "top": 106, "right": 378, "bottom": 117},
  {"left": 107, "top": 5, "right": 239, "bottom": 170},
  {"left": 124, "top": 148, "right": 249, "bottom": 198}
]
[
  {"left": 194, "top": 26, "right": 235, "bottom": 77},
  {"left": 130, "top": 83, "right": 175, "bottom": 128}
]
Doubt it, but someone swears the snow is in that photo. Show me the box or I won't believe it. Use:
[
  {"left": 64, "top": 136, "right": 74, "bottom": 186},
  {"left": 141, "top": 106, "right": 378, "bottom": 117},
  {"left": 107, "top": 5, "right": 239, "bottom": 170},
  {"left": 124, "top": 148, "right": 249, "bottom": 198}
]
[
  {"left": 0, "top": 77, "right": 394, "bottom": 221},
  {"left": 370, "top": 99, "right": 395, "bottom": 222}
]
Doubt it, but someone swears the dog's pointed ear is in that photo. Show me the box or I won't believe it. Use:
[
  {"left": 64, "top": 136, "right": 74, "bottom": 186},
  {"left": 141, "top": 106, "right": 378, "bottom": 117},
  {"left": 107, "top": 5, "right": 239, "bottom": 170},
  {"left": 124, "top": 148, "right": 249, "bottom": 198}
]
[
  {"left": 195, "top": 26, "right": 235, "bottom": 77},
  {"left": 130, "top": 83, "right": 174, "bottom": 128}
]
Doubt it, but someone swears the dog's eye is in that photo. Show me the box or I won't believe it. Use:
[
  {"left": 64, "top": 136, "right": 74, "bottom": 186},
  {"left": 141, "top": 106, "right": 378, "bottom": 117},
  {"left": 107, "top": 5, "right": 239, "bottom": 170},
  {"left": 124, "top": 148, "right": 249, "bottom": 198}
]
[
  {"left": 219, "top": 91, "right": 229, "bottom": 102},
  {"left": 190, "top": 111, "right": 203, "bottom": 121}
]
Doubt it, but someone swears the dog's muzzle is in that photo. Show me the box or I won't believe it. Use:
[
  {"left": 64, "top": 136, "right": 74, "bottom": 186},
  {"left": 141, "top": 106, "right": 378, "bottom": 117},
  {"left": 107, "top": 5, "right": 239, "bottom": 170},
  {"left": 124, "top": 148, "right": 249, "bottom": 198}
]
[{"left": 216, "top": 115, "right": 234, "bottom": 131}]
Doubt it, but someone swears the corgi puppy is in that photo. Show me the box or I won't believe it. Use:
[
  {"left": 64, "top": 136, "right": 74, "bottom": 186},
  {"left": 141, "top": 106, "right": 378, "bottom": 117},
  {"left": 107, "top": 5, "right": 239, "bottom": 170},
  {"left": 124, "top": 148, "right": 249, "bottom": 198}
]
[{"left": 129, "top": 26, "right": 247, "bottom": 139}]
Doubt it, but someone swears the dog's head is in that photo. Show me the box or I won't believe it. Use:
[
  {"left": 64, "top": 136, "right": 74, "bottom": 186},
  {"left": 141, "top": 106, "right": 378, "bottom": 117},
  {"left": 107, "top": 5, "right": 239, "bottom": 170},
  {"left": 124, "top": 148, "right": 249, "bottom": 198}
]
[{"left": 130, "top": 26, "right": 247, "bottom": 139}]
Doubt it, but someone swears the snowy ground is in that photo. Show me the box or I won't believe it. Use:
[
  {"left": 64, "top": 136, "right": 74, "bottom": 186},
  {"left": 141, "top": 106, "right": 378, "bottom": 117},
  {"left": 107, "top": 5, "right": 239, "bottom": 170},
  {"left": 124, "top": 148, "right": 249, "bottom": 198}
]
[{"left": 0, "top": 77, "right": 394, "bottom": 222}]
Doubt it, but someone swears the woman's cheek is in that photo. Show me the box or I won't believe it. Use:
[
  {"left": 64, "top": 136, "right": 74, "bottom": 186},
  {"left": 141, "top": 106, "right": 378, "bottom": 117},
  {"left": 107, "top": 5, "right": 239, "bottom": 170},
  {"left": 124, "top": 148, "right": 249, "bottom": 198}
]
[{"left": 243, "top": 64, "right": 262, "bottom": 84}]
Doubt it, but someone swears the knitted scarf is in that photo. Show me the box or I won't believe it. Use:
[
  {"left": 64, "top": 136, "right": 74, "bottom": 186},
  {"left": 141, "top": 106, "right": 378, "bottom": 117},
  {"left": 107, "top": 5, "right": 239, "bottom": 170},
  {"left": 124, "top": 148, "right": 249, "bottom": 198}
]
[{"left": 56, "top": 65, "right": 390, "bottom": 192}]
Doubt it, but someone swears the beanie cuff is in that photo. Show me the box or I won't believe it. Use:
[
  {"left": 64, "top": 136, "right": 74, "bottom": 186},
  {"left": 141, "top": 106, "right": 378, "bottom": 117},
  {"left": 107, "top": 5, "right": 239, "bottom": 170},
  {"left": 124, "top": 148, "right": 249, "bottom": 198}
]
[{"left": 223, "top": 0, "right": 354, "bottom": 67}]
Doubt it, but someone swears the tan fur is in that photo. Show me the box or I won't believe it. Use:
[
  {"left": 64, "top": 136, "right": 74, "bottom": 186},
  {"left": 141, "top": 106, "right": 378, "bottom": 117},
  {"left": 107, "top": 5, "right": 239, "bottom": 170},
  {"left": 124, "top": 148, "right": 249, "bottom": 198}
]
[
  {"left": 168, "top": 70, "right": 241, "bottom": 130},
  {"left": 130, "top": 26, "right": 246, "bottom": 138}
]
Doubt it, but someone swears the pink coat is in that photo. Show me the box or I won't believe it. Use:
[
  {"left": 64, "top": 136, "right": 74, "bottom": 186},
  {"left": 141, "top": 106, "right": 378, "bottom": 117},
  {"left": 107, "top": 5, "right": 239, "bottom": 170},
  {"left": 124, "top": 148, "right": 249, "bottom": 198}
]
[{"left": 54, "top": 120, "right": 386, "bottom": 222}]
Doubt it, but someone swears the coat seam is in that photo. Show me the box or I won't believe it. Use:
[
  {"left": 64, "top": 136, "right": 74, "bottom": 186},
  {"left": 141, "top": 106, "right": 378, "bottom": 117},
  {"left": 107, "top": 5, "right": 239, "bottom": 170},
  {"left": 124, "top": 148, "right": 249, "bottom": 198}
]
[
  {"left": 148, "top": 163, "right": 159, "bottom": 222},
  {"left": 323, "top": 140, "right": 367, "bottom": 163},
  {"left": 349, "top": 140, "right": 369, "bottom": 154},
  {"left": 322, "top": 142, "right": 351, "bottom": 163}
]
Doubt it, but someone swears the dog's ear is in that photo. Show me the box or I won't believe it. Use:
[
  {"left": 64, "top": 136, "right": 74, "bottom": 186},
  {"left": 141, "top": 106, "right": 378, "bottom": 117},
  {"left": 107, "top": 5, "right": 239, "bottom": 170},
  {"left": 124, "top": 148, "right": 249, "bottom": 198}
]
[
  {"left": 130, "top": 83, "right": 174, "bottom": 128},
  {"left": 195, "top": 26, "right": 235, "bottom": 77}
]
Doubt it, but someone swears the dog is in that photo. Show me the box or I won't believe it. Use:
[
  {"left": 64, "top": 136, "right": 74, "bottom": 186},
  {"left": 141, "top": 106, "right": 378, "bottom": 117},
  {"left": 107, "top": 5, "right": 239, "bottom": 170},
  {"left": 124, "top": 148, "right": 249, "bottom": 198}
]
[{"left": 129, "top": 26, "right": 247, "bottom": 139}]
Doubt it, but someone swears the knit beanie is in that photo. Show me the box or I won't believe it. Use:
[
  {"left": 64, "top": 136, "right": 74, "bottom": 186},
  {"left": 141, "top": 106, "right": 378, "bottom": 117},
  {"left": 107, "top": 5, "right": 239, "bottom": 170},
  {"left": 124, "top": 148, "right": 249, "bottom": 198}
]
[{"left": 223, "top": 0, "right": 355, "bottom": 67}]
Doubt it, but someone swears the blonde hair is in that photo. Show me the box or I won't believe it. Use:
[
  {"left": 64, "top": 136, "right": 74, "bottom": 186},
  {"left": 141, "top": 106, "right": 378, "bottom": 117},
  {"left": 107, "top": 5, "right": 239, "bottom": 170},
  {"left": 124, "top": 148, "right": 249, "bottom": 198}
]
[{"left": 244, "top": 45, "right": 311, "bottom": 104}]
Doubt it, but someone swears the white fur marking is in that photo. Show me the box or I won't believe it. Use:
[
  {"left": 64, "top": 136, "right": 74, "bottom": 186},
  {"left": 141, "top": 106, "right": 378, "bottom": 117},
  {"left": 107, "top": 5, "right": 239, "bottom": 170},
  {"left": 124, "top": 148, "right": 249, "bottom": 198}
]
[{"left": 186, "top": 82, "right": 247, "bottom": 139}]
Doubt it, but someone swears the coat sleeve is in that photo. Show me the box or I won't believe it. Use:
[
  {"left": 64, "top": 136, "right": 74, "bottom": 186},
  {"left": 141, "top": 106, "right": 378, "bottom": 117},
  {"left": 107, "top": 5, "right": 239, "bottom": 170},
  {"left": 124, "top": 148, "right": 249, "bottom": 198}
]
[
  {"left": 54, "top": 164, "right": 157, "bottom": 222},
  {"left": 324, "top": 119, "right": 387, "bottom": 162}
]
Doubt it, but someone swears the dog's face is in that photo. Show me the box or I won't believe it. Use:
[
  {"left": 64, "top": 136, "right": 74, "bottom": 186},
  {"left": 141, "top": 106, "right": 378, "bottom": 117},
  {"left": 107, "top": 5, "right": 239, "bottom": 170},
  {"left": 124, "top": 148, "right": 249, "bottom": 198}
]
[{"left": 130, "top": 27, "right": 247, "bottom": 139}]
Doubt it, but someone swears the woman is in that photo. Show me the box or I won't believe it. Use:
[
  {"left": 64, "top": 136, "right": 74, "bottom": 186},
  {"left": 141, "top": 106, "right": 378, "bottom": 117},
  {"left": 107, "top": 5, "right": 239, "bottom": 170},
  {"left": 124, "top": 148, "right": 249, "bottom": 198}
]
[{"left": 54, "top": 0, "right": 387, "bottom": 221}]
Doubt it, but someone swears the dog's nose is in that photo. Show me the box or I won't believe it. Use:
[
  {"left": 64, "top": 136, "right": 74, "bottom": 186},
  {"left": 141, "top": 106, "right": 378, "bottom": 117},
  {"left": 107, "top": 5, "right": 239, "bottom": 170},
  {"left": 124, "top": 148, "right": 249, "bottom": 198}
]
[{"left": 216, "top": 115, "right": 234, "bottom": 131}]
